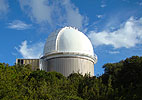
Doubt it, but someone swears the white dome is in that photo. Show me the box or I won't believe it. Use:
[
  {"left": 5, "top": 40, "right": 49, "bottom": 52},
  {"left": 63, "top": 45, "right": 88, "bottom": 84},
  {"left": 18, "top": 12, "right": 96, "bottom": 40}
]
[{"left": 43, "top": 27, "right": 97, "bottom": 63}]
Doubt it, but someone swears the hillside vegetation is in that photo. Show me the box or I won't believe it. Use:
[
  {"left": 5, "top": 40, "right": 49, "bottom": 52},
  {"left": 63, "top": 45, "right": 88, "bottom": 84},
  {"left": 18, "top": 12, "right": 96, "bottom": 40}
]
[{"left": 0, "top": 56, "right": 142, "bottom": 100}]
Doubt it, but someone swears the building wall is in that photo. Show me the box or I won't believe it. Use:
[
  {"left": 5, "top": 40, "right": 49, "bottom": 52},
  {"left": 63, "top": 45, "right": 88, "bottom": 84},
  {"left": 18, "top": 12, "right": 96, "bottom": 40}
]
[
  {"left": 16, "top": 59, "right": 39, "bottom": 70},
  {"left": 41, "top": 57, "right": 94, "bottom": 76}
]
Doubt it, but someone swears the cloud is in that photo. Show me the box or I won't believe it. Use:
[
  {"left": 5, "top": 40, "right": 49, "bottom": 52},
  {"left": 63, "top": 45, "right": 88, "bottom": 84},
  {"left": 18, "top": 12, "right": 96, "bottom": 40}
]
[
  {"left": 96, "top": 15, "right": 103, "bottom": 18},
  {"left": 100, "top": 4, "right": 106, "bottom": 8},
  {"left": 8, "top": 20, "right": 32, "bottom": 30},
  {"left": 0, "top": 0, "right": 8, "bottom": 16},
  {"left": 19, "top": 0, "right": 52, "bottom": 24},
  {"left": 109, "top": 51, "right": 120, "bottom": 54},
  {"left": 62, "top": 0, "right": 84, "bottom": 29},
  {"left": 88, "top": 17, "right": 142, "bottom": 48},
  {"left": 16, "top": 40, "right": 44, "bottom": 58},
  {"left": 19, "top": 0, "right": 85, "bottom": 29}
]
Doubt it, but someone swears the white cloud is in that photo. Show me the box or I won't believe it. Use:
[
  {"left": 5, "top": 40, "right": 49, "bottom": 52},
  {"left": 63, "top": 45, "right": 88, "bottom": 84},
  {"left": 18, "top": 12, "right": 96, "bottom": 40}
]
[
  {"left": 19, "top": 0, "right": 85, "bottom": 29},
  {"left": 96, "top": 15, "right": 103, "bottom": 18},
  {"left": 0, "top": 0, "right": 8, "bottom": 16},
  {"left": 62, "top": 0, "right": 84, "bottom": 29},
  {"left": 88, "top": 17, "right": 142, "bottom": 48},
  {"left": 19, "top": 0, "right": 52, "bottom": 24},
  {"left": 8, "top": 20, "right": 32, "bottom": 30},
  {"left": 16, "top": 40, "right": 44, "bottom": 58},
  {"left": 100, "top": 4, "right": 106, "bottom": 8},
  {"left": 109, "top": 51, "right": 120, "bottom": 54}
]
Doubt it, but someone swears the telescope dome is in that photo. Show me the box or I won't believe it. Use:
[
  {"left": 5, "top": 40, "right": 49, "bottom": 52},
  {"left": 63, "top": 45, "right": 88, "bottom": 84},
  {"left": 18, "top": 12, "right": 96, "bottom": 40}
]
[{"left": 43, "top": 27, "right": 96, "bottom": 63}]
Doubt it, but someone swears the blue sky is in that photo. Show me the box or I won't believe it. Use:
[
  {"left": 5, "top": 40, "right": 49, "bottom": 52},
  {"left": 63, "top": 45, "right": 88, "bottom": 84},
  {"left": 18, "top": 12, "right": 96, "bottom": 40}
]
[{"left": 0, "top": 0, "right": 142, "bottom": 75}]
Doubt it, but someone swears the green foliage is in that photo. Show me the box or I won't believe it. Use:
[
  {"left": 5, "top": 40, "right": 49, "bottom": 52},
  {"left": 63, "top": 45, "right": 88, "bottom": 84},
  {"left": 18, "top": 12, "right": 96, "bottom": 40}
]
[
  {"left": 102, "top": 56, "right": 142, "bottom": 100},
  {"left": 0, "top": 56, "right": 142, "bottom": 100}
]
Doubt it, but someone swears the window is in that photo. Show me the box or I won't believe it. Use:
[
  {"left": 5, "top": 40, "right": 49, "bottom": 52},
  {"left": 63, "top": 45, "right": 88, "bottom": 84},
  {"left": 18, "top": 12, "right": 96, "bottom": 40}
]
[
  {"left": 18, "top": 59, "right": 20, "bottom": 64},
  {"left": 21, "top": 60, "right": 23, "bottom": 64}
]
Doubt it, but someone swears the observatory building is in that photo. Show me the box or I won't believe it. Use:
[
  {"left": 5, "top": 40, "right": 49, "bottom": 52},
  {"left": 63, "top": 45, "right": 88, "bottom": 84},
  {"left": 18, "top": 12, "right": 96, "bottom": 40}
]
[
  {"left": 16, "top": 27, "right": 97, "bottom": 76},
  {"left": 40, "top": 27, "right": 97, "bottom": 76}
]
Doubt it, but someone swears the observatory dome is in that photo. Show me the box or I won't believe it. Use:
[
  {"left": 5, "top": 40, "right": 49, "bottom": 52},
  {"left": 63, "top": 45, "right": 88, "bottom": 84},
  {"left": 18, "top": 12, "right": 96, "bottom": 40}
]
[
  {"left": 40, "top": 27, "right": 97, "bottom": 76},
  {"left": 43, "top": 27, "right": 97, "bottom": 63}
]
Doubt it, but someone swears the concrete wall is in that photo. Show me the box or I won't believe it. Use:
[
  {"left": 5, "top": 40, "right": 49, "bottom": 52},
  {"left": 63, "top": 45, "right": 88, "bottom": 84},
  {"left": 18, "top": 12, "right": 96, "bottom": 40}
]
[
  {"left": 16, "top": 59, "right": 39, "bottom": 70},
  {"left": 41, "top": 57, "right": 94, "bottom": 76}
]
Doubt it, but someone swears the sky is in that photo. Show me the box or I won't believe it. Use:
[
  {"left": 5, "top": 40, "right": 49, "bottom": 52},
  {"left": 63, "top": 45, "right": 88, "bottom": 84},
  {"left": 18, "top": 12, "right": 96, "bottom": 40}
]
[{"left": 0, "top": 0, "right": 142, "bottom": 75}]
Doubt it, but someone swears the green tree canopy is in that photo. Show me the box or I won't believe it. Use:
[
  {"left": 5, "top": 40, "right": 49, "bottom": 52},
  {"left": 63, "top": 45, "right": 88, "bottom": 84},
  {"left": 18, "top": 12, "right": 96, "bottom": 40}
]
[{"left": 0, "top": 56, "right": 142, "bottom": 100}]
